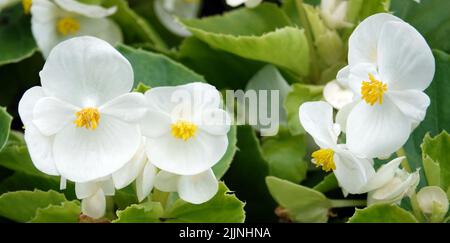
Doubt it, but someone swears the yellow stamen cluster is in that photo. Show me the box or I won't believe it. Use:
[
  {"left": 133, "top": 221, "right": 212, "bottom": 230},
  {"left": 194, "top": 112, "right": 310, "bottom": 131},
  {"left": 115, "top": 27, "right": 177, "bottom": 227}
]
[
  {"left": 74, "top": 108, "right": 100, "bottom": 130},
  {"left": 22, "top": 0, "right": 32, "bottom": 15},
  {"left": 361, "top": 74, "right": 388, "bottom": 106},
  {"left": 171, "top": 120, "right": 198, "bottom": 141},
  {"left": 57, "top": 17, "right": 80, "bottom": 36},
  {"left": 311, "top": 149, "right": 336, "bottom": 172}
]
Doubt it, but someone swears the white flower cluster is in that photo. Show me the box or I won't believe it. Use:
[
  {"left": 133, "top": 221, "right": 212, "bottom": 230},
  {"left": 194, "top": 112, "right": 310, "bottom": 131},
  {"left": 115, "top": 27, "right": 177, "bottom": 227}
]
[
  {"left": 299, "top": 14, "right": 435, "bottom": 203},
  {"left": 18, "top": 36, "right": 231, "bottom": 219}
]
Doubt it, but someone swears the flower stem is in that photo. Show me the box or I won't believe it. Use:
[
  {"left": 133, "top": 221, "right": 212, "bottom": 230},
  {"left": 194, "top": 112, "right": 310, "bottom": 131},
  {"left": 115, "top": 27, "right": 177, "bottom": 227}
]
[
  {"left": 396, "top": 148, "right": 412, "bottom": 172},
  {"left": 330, "top": 199, "right": 367, "bottom": 208}
]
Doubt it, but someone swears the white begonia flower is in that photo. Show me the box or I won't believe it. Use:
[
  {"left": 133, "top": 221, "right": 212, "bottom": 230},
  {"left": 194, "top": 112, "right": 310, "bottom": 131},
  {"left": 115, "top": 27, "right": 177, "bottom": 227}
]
[
  {"left": 323, "top": 80, "right": 353, "bottom": 110},
  {"left": 362, "top": 157, "right": 420, "bottom": 205},
  {"left": 140, "top": 82, "right": 231, "bottom": 176},
  {"left": 76, "top": 178, "right": 115, "bottom": 219},
  {"left": 154, "top": 0, "right": 201, "bottom": 37},
  {"left": 31, "top": 0, "right": 122, "bottom": 58},
  {"left": 336, "top": 13, "right": 435, "bottom": 158},
  {"left": 18, "top": 36, "right": 147, "bottom": 183},
  {"left": 154, "top": 169, "right": 218, "bottom": 204},
  {"left": 226, "top": 0, "right": 262, "bottom": 8},
  {"left": 416, "top": 186, "right": 449, "bottom": 221},
  {"left": 320, "top": 0, "right": 352, "bottom": 29},
  {"left": 299, "top": 101, "right": 375, "bottom": 195}
]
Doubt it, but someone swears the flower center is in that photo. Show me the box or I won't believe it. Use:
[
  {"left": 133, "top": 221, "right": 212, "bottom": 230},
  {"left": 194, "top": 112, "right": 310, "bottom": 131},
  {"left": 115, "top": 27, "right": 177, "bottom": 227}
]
[
  {"left": 74, "top": 108, "right": 100, "bottom": 130},
  {"left": 57, "top": 17, "right": 80, "bottom": 36},
  {"left": 171, "top": 120, "right": 198, "bottom": 141},
  {"left": 311, "top": 149, "right": 336, "bottom": 172},
  {"left": 361, "top": 74, "right": 388, "bottom": 106},
  {"left": 22, "top": 0, "right": 32, "bottom": 14}
]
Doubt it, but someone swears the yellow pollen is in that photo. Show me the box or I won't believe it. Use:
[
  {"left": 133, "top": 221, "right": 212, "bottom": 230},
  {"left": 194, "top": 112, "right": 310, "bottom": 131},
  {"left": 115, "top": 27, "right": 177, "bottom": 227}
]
[
  {"left": 74, "top": 108, "right": 100, "bottom": 130},
  {"left": 171, "top": 120, "right": 198, "bottom": 141},
  {"left": 361, "top": 74, "right": 388, "bottom": 106},
  {"left": 311, "top": 149, "right": 336, "bottom": 172},
  {"left": 57, "top": 17, "right": 80, "bottom": 36},
  {"left": 22, "top": 0, "right": 32, "bottom": 14}
]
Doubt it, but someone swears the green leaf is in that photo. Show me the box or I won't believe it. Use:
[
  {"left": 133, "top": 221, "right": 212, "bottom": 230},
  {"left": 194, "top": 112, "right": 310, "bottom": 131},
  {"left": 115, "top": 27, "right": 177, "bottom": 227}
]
[
  {"left": 162, "top": 182, "right": 245, "bottom": 223},
  {"left": 0, "top": 190, "right": 67, "bottom": 222},
  {"left": 29, "top": 201, "right": 80, "bottom": 223},
  {"left": 284, "top": 83, "right": 323, "bottom": 135},
  {"left": 346, "top": 0, "right": 389, "bottom": 22},
  {"left": 348, "top": 203, "right": 418, "bottom": 223},
  {"left": 404, "top": 50, "right": 450, "bottom": 187},
  {"left": 313, "top": 173, "right": 339, "bottom": 193},
  {"left": 423, "top": 156, "right": 440, "bottom": 187},
  {"left": 266, "top": 176, "right": 331, "bottom": 223},
  {"left": 113, "top": 185, "right": 139, "bottom": 210},
  {"left": 0, "top": 107, "right": 12, "bottom": 151},
  {"left": 117, "top": 44, "right": 204, "bottom": 88},
  {"left": 0, "top": 5, "right": 37, "bottom": 66},
  {"left": 114, "top": 201, "right": 164, "bottom": 223},
  {"left": 212, "top": 125, "right": 237, "bottom": 179},
  {"left": 391, "top": 0, "right": 450, "bottom": 52},
  {"left": 421, "top": 132, "right": 450, "bottom": 191},
  {"left": 261, "top": 128, "right": 308, "bottom": 183},
  {"left": 182, "top": 3, "right": 310, "bottom": 77}
]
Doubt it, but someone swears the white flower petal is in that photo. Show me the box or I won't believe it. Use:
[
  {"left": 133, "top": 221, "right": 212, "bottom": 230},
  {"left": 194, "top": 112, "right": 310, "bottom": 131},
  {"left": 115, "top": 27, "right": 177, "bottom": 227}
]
[
  {"left": 348, "top": 13, "right": 403, "bottom": 65},
  {"left": 178, "top": 169, "right": 218, "bottom": 204},
  {"left": 112, "top": 140, "right": 147, "bottom": 190},
  {"left": 100, "top": 178, "right": 115, "bottom": 196},
  {"left": 378, "top": 21, "right": 435, "bottom": 91},
  {"left": 81, "top": 188, "right": 106, "bottom": 219},
  {"left": 153, "top": 0, "right": 199, "bottom": 37},
  {"left": 60, "top": 177, "right": 67, "bottom": 190},
  {"left": 18, "top": 86, "right": 46, "bottom": 126},
  {"left": 100, "top": 93, "right": 147, "bottom": 123},
  {"left": 347, "top": 62, "right": 379, "bottom": 97},
  {"left": 333, "top": 149, "right": 375, "bottom": 195},
  {"left": 154, "top": 170, "right": 179, "bottom": 193},
  {"left": 335, "top": 101, "right": 358, "bottom": 134},
  {"left": 226, "top": 0, "right": 247, "bottom": 7},
  {"left": 346, "top": 98, "right": 411, "bottom": 158},
  {"left": 77, "top": 17, "right": 123, "bottom": 46},
  {"left": 299, "top": 101, "right": 337, "bottom": 148},
  {"left": 417, "top": 186, "right": 449, "bottom": 215},
  {"left": 139, "top": 111, "right": 172, "bottom": 138},
  {"left": 336, "top": 65, "right": 350, "bottom": 88},
  {"left": 40, "top": 36, "right": 133, "bottom": 107},
  {"left": 387, "top": 90, "right": 430, "bottom": 128},
  {"left": 136, "top": 162, "right": 157, "bottom": 202},
  {"left": 30, "top": 0, "right": 62, "bottom": 58},
  {"left": 244, "top": 0, "right": 262, "bottom": 8},
  {"left": 197, "top": 109, "right": 231, "bottom": 136},
  {"left": 146, "top": 130, "right": 228, "bottom": 176},
  {"left": 369, "top": 170, "right": 419, "bottom": 205},
  {"left": 54, "top": 0, "right": 117, "bottom": 18},
  {"left": 362, "top": 157, "right": 404, "bottom": 192},
  {"left": 323, "top": 80, "right": 354, "bottom": 110},
  {"left": 24, "top": 123, "right": 59, "bottom": 176},
  {"left": 53, "top": 115, "right": 141, "bottom": 182},
  {"left": 75, "top": 181, "right": 99, "bottom": 199},
  {"left": 32, "top": 97, "right": 78, "bottom": 136}
]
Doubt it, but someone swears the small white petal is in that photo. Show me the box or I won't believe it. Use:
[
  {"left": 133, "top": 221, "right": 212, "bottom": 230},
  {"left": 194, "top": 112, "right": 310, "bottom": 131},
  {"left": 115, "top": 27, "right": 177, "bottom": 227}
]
[
  {"left": 336, "top": 65, "right": 350, "bottom": 88},
  {"left": 30, "top": 0, "right": 62, "bottom": 58},
  {"left": 197, "top": 109, "right": 231, "bottom": 136},
  {"left": 139, "top": 111, "right": 172, "bottom": 138},
  {"left": 178, "top": 169, "right": 219, "bottom": 204},
  {"left": 362, "top": 157, "right": 404, "bottom": 192},
  {"left": 18, "top": 86, "right": 46, "bottom": 126},
  {"left": 24, "top": 124, "right": 59, "bottom": 176},
  {"left": 81, "top": 188, "right": 106, "bottom": 219},
  {"left": 135, "top": 162, "right": 158, "bottom": 202},
  {"left": 153, "top": 0, "right": 199, "bottom": 37},
  {"left": 100, "top": 178, "right": 115, "bottom": 196},
  {"left": 54, "top": 0, "right": 117, "bottom": 18},
  {"left": 369, "top": 170, "right": 419, "bottom": 205},
  {"left": 154, "top": 170, "right": 179, "bottom": 193},
  {"left": 335, "top": 101, "right": 357, "bottom": 134},
  {"left": 60, "top": 177, "right": 67, "bottom": 190},
  {"left": 323, "top": 80, "right": 354, "bottom": 110},
  {"left": 100, "top": 93, "right": 147, "bottom": 123},
  {"left": 347, "top": 62, "right": 379, "bottom": 97},
  {"left": 226, "top": 0, "right": 247, "bottom": 7},
  {"left": 387, "top": 90, "right": 430, "bottom": 128},
  {"left": 299, "top": 101, "right": 338, "bottom": 148},
  {"left": 76, "top": 17, "right": 123, "bottom": 46},
  {"left": 112, "top": 141, "right": 147, "bottom": 190},
  {"left": 244, "top": 0, "right": 262, "bottom": 8},
  {"left": 334, "top": 149, "right": 375, "bottom": 194},
  {"left": 32, "top": 97, "right": 78, "bottom": 136},
  {"left": 416, "top": 186, "right": 449, "bottom": 215},
  {"left": 76, "top": 181, "right": 100, "bottom": 199}
]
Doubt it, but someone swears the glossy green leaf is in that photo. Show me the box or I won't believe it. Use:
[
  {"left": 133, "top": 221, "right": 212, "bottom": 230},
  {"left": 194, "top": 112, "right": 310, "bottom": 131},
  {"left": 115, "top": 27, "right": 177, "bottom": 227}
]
[
  {"left": 284, "top": 83, "right": 323, "bottom": 135},
  {"left": 421, "top": 132, "right": 450, "bottom": 191},
  {"left": 266, "top": 176, "right": 331, "bottom": 223},
  {"left": 0, "top": 107, "right": 12, "bottom": 151},
  {"left": 348, "top": 203, "right": 418, "bottom": 223},
  {"left": 313, "top": 173, "right": 339, "bottom": 193},
  {"left": 114, "top": 201, "right": 164, "bottom": 223},
  {"left": 162, "top": 182, "right": 245, "bottom": 223},
  {"left": 29, "top": 201, "right": 80, "bottom": 223}
]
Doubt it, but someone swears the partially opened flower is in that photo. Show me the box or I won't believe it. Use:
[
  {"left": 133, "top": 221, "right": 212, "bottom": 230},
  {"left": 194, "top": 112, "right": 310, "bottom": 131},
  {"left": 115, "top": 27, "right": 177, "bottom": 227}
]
[
  {"left": 154, "top": 169, "right": 218, "bottom": 204},
  {"left": 362, "top": 157, "right": 419, "bottom": 205},
  {"left": 416, "top": 186, "right": 449, "bottom": 222},
  {"left": 140, "top": 82, "right": 230, "bottom": 176},
  {"left": 320, "top": 0, "right": 352, "bottom": 29},
  {"left": 323, "top": 80, "right": 353, "bottom": 110},
  {"left": 299, "top": 101, "right": 375, "bottom": 195},
  {"left": 337, "top": 13, "right": 435, "bottom": 158},
  {"left": 31, "top": 0, "right": 122, "bottom": 58},
  {"left": 18, "top": 36, "right": 147, "bottom": 183},
  {"left": 226, "top": 0, "right": 262, "bottom": 8},
  {"left": 154, "top": 0, "right": 201, "bottom": 37}
]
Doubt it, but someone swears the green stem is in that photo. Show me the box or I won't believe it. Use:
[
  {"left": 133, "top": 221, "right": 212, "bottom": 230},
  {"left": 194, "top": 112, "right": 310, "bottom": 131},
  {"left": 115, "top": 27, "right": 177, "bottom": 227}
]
[
  {"left": 396, "top": 148, "right": 412, "bottom": 172},
  {"left": 295, "top": 0, "right": 320, "bottom": 83},
  {"left": 330, "top": 199, "right": 367, "bottom": 208}
]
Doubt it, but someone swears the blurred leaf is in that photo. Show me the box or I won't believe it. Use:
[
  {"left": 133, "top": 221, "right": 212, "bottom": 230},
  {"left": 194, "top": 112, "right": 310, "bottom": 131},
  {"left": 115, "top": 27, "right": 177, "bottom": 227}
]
[
  {"left": 391, "top": 0, "right": 450, "bottom": 52},
  {"left": 266, "top": 176, "right": 331, "bottom": 223},
  {"left": 0, "top": 107, "right": 12, "bottom": 151},
  {"left": 313, "top": 173, "right": 339, "bottom": 193},
  {"left": 347, "top": 0, "right": 390, "bottom": 23},
  {"left": 348, "top": 203, "right": 418, "bottom": 223},
  {"left": 284, "top": 83, "right": 323, "bottom": 135},
  {"left": 212, "top": 125, "right": 237, "bottom": 179},
  {"left": 114, "top": 201, "right": 163, "bottom": 223},
  {"left": 29, "top": 201, "right": 80, "bottom": 223},
  {"left": 421, "top": 132, "right": 450, "bottom": 192},
  {"left": 163, "top": 182, "right": 245, "bottom": 223},
  {"left": 261, "top": 128, "right": 308, "bottom": 183},
  {"left": 117, "top": 44, "right": 204, "bottom": 88},
  {"left": 0, "top": 5, "right": 37, "bottom": 66},
  {"left": 0, "top": 190, "right": 67, "bottom": 222},
  {"left": 113, "top": 185, "right": 138, "bottom": 211},
  {"left": 182, "top": 3, "right": 310, "bottom": 77},
  {"left": 404, "top": 50, "right": 450, "bottom": 187}
]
